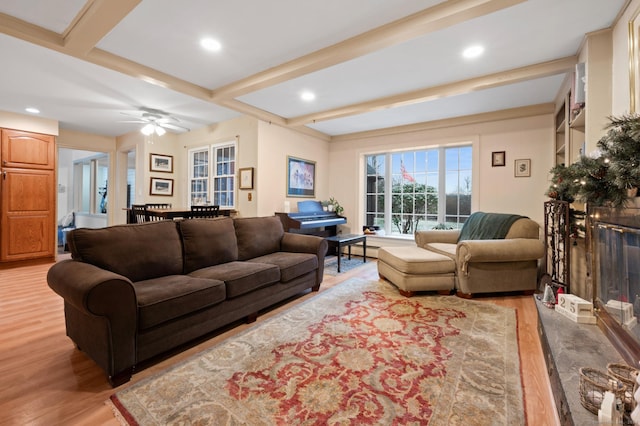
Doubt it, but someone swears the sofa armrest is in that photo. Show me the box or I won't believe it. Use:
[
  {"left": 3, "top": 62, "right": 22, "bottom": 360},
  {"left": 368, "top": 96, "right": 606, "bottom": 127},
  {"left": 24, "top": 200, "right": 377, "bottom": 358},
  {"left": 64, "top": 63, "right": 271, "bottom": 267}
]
[
  {"left": 47, "top": 259, "right": 136, "bottom": 315},
  {"left": 456, "top": 238, "right": 545, "bottom": 273},
  {"left": 415, "top": 230, "right": 460, "bottom": 247},
  {"left": 281, "top": 233, "right": 329, "bottom": 284},
  {"left": 47, "top": 259, "right": 138, "bottom": 383}
]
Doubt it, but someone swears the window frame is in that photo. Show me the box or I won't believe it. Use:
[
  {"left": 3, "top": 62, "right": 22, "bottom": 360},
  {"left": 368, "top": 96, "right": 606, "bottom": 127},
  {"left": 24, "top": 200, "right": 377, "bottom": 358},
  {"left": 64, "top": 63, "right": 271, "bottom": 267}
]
[
  {"left": 188, "top": 140, "right": 237, "bottom": 208},
  {"left": 364, "top": 144, "right": 473, "bottom": 237}
]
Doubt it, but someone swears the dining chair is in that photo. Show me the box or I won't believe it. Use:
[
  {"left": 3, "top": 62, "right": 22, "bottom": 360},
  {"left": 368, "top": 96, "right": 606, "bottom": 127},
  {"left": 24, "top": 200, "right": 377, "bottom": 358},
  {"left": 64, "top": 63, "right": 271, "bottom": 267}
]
[
  {"left": 144, "top": 203, "right": 172, "bottom": 221},
  {"left": 131, "top": 204, "right": 148, "bottom": 223},
  {"left": 190, "top": 205, "right": 220, "bottom": 218}
]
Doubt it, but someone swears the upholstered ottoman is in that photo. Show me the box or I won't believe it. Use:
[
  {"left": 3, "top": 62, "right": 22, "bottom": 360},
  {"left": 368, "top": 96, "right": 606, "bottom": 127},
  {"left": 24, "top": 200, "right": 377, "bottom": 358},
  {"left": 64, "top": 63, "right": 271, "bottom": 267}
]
[{"left": 377, "top": 246, "right": 456, "bottom": 297}]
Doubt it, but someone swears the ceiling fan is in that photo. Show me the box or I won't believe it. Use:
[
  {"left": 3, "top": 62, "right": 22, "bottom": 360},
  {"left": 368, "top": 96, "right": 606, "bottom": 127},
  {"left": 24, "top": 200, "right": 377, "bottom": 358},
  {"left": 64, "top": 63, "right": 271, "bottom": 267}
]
[{"left": 119, "top": 107, "right": 190, "bottom": 135}]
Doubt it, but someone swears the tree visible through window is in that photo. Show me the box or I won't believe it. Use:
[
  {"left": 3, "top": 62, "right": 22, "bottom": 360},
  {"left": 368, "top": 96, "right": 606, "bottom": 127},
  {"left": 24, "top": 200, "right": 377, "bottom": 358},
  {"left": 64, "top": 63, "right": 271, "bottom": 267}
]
[{"left": 365, "top": 145, "right": 472, "bottom": 236}]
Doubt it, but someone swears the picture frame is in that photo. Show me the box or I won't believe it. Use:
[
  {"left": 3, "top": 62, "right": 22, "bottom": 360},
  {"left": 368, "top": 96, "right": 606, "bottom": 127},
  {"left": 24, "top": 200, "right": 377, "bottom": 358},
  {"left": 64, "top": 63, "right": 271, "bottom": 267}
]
[
  {"left": 287, "top": 156, "right": 315, "bottom": 197},
  {"left": 514, "top": 159, "right": 531, "bottom": 177},
  {"left": 239, "top": 167, "right": 254, "bottom": 189},
  {"left": 150, "top": 153, "right": 173, "bottom": 173},
  {"left": 491, "top": 151, "right": 506, "bottom": 167},
  {"left": 149, "top": 177, "right": 174, "bottom": 196}
]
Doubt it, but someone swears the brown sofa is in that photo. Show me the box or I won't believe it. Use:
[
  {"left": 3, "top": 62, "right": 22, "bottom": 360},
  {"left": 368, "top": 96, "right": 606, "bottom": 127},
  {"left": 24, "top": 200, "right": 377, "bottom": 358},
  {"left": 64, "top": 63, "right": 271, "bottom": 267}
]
[{"left": 47, "top": 216, "right": 327, "bottom": 386}]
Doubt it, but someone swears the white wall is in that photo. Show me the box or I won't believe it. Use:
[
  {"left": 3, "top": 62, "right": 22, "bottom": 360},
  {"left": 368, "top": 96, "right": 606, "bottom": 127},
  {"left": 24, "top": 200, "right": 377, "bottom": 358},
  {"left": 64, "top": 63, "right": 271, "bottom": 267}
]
[
  {"left": 328, "top": 114, "right": 553, "bottom": 232},
  {"left": 256, "top": 121, "right": 330, "bottom": 217},
  {"left": 0, "top": 110, "right": 58, "bottom": 135},
  {"left": 179, "top": 116, "right": 259, "bottom": 217}
]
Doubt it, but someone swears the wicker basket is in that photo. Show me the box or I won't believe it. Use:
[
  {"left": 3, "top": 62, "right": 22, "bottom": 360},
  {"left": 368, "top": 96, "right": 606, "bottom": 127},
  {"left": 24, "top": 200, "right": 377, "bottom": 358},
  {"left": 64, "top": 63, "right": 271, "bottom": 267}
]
[
  {"left": 579, "top": 367, "right": 627, "bottom": 414},
  {"left": 607, "top": 363, "right": 639, "bottom": 412}
]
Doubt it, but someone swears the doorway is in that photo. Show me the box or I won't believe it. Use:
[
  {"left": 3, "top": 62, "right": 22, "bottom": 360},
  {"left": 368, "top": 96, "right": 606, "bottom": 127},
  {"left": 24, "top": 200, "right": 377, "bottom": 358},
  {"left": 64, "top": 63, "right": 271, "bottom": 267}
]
[{"left": 57, "top": 148, "right": 109, "bottom": 252}]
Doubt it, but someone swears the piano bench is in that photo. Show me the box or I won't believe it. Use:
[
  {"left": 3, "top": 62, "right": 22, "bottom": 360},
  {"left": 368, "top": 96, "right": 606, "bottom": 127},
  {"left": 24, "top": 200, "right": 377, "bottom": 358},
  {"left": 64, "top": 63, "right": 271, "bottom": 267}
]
[{"left": 377, "top": 246, "right": 456, "bottom": 297}]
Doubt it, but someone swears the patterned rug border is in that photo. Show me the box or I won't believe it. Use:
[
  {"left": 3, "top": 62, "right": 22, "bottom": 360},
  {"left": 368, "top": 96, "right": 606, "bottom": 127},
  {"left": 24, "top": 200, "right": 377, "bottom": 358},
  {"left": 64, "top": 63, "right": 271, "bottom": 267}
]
[{"left": 108, "top": 278, "right": 524, "bottom": 425}]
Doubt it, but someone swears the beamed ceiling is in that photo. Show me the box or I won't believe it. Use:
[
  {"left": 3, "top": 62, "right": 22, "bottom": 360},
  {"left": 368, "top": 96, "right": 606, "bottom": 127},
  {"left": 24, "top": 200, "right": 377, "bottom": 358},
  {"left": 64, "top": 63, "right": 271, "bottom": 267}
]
[{"left": 0, "top": 0, "right": 629, "bottom": 140}]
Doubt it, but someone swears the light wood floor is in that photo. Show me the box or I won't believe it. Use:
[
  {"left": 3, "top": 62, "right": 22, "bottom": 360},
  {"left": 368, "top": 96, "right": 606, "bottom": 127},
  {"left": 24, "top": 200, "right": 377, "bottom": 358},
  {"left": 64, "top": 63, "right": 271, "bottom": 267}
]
[{"left": 0, "top": 256, "right": 560, "bottom": 425}]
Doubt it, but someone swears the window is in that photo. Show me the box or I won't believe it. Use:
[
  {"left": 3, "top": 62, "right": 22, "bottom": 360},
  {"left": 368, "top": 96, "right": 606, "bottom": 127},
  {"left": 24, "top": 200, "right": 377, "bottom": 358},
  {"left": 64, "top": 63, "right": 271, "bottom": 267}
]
[
  {"left": 188, "top": 141, "right": 236, "bottom": 208},
  {"left": 365, "top": 145, "right": 472, "bottom": 236}
]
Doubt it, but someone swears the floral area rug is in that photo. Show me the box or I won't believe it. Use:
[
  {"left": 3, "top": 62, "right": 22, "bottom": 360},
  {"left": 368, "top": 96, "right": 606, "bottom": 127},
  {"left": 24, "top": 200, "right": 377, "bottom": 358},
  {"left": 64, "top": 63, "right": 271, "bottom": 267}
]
[{"left": 108, "top": 278, "right": 524, "bottom": 425}]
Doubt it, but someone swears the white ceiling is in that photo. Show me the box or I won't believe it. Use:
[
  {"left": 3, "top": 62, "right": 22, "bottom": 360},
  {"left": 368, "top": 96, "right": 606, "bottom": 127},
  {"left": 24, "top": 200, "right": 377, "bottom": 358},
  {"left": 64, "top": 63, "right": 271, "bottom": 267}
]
[{"left": 0, "top": 0, "right": 628, "bottom": 138}]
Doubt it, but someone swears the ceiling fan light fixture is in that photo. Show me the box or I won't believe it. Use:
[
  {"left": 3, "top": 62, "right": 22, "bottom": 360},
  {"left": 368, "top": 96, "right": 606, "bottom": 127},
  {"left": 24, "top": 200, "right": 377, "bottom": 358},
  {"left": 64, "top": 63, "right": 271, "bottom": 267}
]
[
  {"left": 155, "top": 126, "right": 166, "bottom": 136},
  {"left": 141, "top": 123, "right": 155, "bottom": 135}
]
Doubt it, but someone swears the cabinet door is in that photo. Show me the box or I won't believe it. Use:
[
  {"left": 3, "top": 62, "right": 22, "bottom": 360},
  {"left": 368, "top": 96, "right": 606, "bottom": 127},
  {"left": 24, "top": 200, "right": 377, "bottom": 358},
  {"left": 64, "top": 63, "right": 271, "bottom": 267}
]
[
  {"left": 0, "top": 168, "right": 55, "bottom": 261},
  {"left": 1, "top": 129, "right": 55, "bottom": 170}
]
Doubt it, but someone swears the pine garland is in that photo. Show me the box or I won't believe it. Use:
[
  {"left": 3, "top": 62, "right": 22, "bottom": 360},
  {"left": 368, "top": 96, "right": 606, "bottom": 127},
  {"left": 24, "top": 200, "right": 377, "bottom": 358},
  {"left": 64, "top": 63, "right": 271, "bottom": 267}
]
[{"left": 546, "top": 114, "right": 640, "bottom": 208}]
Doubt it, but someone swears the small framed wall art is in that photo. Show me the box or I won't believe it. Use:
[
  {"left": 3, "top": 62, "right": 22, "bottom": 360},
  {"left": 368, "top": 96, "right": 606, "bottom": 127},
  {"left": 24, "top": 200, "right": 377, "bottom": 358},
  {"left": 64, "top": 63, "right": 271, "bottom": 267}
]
[
  {"left": 239, "top": 167, "right": 254, "bottom": 189},
  {"left": 514, "top": 159, "right": 531, "bottom": 177},
  {"left": 287, "top": 156, "right": 315, "bottom": 197},
  {"left": 491, "top": 151, "right": 506, "bottom": 167},
  {"left": 150, "top": 153, "right": 173, "bottom": 173},
  {"left": 150, "top": 177, "right": 174, "bottom": 196}
]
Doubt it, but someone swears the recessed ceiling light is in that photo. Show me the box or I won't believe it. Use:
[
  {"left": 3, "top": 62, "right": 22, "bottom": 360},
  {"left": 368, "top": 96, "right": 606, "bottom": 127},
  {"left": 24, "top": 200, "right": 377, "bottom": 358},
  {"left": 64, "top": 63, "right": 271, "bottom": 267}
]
[
  {"left": 200, "top": 38, "right": 222, "bottom": 52},
  {"left": 25, "top": 107, "right": 40, "bottom": 114},
  {"left": 462, "top": 45, "right": 484, "bottom": 59},
  {"left": 300, "top": 91, "right": 316, "bottom": 102}
]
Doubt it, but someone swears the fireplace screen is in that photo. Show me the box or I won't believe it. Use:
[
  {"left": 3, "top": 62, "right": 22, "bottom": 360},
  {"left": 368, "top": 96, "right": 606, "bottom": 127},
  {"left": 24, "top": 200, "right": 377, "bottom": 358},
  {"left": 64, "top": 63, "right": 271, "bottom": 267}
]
[{"left": 593, "top": 207, "right": 640, "bottom": 347}]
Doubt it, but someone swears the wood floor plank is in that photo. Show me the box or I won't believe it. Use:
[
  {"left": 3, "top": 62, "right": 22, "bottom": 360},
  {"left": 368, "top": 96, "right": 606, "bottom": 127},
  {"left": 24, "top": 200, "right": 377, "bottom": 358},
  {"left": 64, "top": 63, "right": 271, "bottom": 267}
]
[{"left": 0, "top": 256, "right": 559, "bottom": 425}]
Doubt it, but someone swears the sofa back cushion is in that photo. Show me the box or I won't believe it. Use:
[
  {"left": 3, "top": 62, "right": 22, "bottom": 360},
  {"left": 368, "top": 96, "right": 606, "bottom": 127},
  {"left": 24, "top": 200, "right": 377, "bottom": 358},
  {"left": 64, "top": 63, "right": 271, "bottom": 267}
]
[
  {"left": 505, "top": 218, "right": 540, "bottom": 239},
  {"left": 179, "top": 217, "right": 238, "bottom": 273},
  {"left": 67, "top": 220, "right": 183, "bottom": 282},
  {"left": 457, "top": 212, "right": 527, "bottom": 242},
  {"left": 234, "top": 216, "right": 284, "bottom": 260}
]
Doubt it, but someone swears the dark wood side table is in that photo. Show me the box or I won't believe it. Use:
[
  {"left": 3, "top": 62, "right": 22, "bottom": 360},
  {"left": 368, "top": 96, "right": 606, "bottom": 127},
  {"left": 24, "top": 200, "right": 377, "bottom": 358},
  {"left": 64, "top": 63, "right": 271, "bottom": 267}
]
[{"left": 325, "top": 234, "right": 366, "bottom": 273}]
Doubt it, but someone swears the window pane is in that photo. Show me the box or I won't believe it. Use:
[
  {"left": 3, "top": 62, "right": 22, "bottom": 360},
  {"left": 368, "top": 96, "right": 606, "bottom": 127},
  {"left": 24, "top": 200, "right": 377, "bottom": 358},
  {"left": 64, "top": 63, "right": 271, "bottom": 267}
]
[{"left": 365, "top": 145, "right": 471, "bottom": 235}]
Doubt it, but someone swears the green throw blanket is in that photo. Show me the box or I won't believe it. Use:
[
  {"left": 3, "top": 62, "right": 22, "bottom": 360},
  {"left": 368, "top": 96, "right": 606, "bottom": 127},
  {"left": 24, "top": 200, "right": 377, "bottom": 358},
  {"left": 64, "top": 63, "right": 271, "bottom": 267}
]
[{"left": 457, "top": 212, "right": 526, "bottom": 242}]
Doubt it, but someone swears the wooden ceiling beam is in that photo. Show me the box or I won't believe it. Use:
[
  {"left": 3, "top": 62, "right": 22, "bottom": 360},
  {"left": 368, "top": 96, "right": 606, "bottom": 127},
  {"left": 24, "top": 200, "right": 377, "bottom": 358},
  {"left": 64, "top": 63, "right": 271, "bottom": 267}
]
[
  {"left": 63, "top": 0, "right": 141, "bottom": 55},
  {"left": 0, "top": 12, "right": 63, "bottom": 50},
  {"left": 211, "top": 0, "right": 526, "bottom": 100},
  {"left": 330, "top": 103, "right": 556, "bottom": 142},
  {"left": 288, "top": 56, "right": 577, "bottom": 126}
]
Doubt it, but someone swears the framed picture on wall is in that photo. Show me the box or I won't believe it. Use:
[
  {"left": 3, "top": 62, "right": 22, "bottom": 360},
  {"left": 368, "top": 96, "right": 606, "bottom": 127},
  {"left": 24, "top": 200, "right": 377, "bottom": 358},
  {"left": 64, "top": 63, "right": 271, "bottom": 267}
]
[
  {"left": 150, "top": 177, "right": 174, "bottom": 196},
  {"left": 287, "top": 156, "right": 315, "bottom": 197},
  {"left": 514, "top": 159, "right": 531, "bottom": 177},
  {"left": 491, "top": 151, "right": 506, "bottom": 167},
  {"left": 150, "top": 153, "right": 173, "bottom": 173},
  {"left": 239, "top": 167, "right": 254, "bottom": 189}
]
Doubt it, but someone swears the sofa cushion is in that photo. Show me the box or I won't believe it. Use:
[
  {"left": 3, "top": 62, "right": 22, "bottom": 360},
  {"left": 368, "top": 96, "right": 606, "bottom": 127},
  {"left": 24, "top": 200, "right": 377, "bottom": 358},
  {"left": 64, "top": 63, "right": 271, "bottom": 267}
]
[
  {"left": 234, "top": 216, "right": 284, "bottom": 261},
  {"left": 67, "top": 221, "right": 183, "bottom": 282},
  {"left": 249, "top": 252, "right": 318, "bottom": 283},
  {"left": 179, "top": 217, "right": 238, "bottom": 273},
  {"left": 189, "top": 261, "right": 280, "bottom": 298},
  {"left": 134, "top": 275, "right": 226, "bottom": 329},
  {"left": 378, "top": 246, "right": 455, "bottom": 275},
  {"left": 457, "top": 212, "right": 527, "bottom": 242}
]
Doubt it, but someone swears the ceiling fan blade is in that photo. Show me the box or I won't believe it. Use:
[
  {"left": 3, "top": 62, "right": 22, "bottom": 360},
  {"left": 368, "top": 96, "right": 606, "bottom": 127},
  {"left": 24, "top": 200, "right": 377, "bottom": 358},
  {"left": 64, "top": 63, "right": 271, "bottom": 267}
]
[
  {"left": 117, "top": 120, "right": 147, "bottom": 123},
  {"left": 159, "top": 122, "right": 190, "bottom": 132}
]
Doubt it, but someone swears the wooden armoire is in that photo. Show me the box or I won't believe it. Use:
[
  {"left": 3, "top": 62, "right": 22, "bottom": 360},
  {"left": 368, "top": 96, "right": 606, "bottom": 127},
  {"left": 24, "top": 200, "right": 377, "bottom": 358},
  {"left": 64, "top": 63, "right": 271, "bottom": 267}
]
[{"left": 0, "top": 129, "right": 56, "bottom": 262}]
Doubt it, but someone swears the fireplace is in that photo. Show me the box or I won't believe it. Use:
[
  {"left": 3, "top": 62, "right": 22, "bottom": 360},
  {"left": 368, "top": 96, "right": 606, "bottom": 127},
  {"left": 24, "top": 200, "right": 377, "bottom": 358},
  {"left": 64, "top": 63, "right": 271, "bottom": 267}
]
[{"left": 590, "top": 205, "right": 640, "bottom": 365}]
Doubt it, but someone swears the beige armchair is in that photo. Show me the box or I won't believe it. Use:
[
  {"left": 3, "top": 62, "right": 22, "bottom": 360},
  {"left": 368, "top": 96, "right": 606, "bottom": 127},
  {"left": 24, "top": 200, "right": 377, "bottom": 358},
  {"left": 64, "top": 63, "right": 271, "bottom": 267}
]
[{"left": 379, "top": 213, "right": 545, "bottom": 298}]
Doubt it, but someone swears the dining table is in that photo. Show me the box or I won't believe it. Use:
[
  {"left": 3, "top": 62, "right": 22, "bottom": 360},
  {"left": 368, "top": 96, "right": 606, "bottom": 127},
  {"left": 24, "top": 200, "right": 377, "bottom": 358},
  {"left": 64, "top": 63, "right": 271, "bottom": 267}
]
[{"left": 145, "top": 207, "right": 233, "bottom": 220}]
